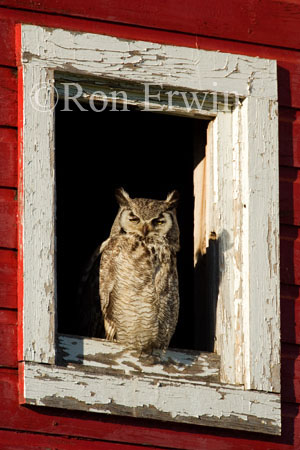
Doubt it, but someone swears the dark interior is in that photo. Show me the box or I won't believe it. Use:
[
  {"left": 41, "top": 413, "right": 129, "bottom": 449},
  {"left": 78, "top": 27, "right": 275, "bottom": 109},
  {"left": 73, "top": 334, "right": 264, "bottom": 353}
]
[{"left": 55, "top": 98, "right": 210, "bottom": 351}]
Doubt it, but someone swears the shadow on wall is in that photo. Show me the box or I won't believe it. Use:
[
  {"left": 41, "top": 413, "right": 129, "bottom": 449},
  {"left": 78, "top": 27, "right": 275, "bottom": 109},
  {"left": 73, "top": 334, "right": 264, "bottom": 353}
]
[
  {"left": 278, "top": 64, "right": 299, "bottom": 446},
  {"left": 193, "top": 229, "right": 232, "bottom": 352}
]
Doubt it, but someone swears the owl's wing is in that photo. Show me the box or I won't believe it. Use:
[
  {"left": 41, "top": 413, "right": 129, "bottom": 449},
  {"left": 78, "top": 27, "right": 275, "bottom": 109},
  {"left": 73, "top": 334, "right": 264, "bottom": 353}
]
[
  {"left": 77, "top": 244, "right": 105, "bottom": 338},
  {"left": 99, "top": 239, "right": 118, "bottom": 341}
]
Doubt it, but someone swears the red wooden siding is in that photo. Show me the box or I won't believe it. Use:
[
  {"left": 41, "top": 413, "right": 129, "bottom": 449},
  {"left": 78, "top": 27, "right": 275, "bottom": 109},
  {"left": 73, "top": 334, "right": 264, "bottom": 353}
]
[
  {"left": 1, "top": 0, "right": 300, "bottom": 49},
  {"left": 0, "top": 189, "right": 17, "bottom": 249},
  {"left": 279, "top": 108, "right": 300, "bottom": 168},
  {"left": 0, "top": 67, "right": 17, "bottom": 128},
  {"left": 0, "top": 1, "right": 299, "bottom": 449},
  {"left": 0, "top": 310, "right": 17, "bottom": 367},
  {"left": 0, "top": 128, "right": 17, "bottom": 188},
  {"left": 0, "top": 249, "right": 17, "bottom": 309}
]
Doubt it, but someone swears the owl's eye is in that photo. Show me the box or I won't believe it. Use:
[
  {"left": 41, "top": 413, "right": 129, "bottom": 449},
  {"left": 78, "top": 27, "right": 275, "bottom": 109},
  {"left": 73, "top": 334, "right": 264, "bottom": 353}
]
[
  {"left": 152, "top": 218, "right": 165, "bottom": 226},
  {"left": 129, "top": 215, "right": 140, "bottom": 223}
]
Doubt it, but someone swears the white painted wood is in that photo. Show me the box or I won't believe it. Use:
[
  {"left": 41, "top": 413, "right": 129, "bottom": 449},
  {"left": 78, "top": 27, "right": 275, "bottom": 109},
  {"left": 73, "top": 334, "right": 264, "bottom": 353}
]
[
  {"left": 193, "top": 149, "right": 206, "bottom": 262},
  {"left": 19, "top": 23, "right": 280, "bottom": 433},
  {"left": 211, "top": 111, "right": 237, "bottom": 384},
  {"left": 22, "top": 25, "right": 277, "bottom": 100},
  {"left": 58, "top": 335, "right": 220, "bottom": 383},
  {"left": 241, "top": 97, "right": 280, "bottom": 392},
  {"left": 23, "top": 361, "right": 281, "bottom": 435},
  {"left": 22, "top": 64, "right": 56, "bottom": 364},
  {"left": 20, "top": 25, "right": 277, "bottom": 101}
]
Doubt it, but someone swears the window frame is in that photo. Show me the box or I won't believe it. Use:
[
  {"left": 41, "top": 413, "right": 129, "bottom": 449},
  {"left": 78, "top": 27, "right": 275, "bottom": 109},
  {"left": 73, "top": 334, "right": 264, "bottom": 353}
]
[{"left": 16, "top": 24, "right": 281, "bottom": 435}]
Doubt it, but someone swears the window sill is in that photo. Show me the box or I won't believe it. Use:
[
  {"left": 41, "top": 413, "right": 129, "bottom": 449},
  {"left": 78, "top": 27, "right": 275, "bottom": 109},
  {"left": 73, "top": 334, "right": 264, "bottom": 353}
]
[{"left": 21, "top": 335, "right": 281, "bottom": 435}]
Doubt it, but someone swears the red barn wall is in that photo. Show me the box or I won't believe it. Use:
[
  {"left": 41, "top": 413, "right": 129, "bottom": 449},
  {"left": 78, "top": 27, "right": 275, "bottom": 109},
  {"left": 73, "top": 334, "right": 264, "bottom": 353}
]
[{"left": 0, "top": 1, "right": 299, "bottom": 448}]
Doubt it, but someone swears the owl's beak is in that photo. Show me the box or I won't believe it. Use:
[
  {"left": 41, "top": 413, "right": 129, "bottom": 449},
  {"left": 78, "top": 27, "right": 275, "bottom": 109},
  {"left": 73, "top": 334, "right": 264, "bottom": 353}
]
[{"left": 142, "top": 224, "right": 149, "bottom": 236}]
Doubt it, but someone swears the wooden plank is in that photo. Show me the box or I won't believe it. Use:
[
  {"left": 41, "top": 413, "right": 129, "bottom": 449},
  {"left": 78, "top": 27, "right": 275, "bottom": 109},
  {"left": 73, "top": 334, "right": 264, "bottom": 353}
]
[
  {"left": 240, "top": 97, "right": 280, "bottom": 392},
  {"left": 279, "top": 107, "right": 300, "bottom": 168},
  {"left": 19, "top": 25, "right": 278, "bottom": 100},
  {"left": 0, "top": 429, "right": 156, "bottom": 450},
  {"left": 58, "top": 335, "right": 220, "bottom": 384},
  {"left": 0, "top": 16, "right": 16, "bottom": 67},
  {"left": 0, "top": 368, "right": 296, "bottom": 450},
  {"left": 17, "top": 58, "right": 56, "bottom": 364},
  {"left": 54, "top": 73, "right": 220, "bottom": 117},
  {"left": 23, "top": 361, "right": 281, "bottom": 435},
  {"left": 0, "top": 188, "right": 17, "bottom": 249},
  {"left": 280, "top": 225, "right": 300, "bottom": 286},
  {"left": 1, "top": 0, "right": 300, "bottom": 50},
  {"left": 281, "top": 284, "right": 300, "bottom": 345},
  {"left": 0, "top": 128, "right": 17, "bottom": 188},
  {"left": 0, "top": 249, "right": 17, "bottom": 309},
  {"left": 0, "top": 67, "right": 17, "bottom": 127},
  {"left": 0, "top": 309, "right": 17, "bottom": 367},
  {"left": 280, "top": 167, "right": 300, "bottom": 226},
  {"left": 212, "top": 111, "right": 240, "bottom": 385}
]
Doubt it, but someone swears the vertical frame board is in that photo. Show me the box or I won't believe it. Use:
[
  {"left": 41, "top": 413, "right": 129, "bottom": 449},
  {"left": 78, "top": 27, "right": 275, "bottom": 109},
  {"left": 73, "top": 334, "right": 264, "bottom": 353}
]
[
  {"left": 17, "top": 59, "right": 56, "bottom": 365},
  {"left": 243, "top": 97, "right": 280, "bottom": 392},
  {"left": 16, "top": 23, "right": 281, "bottom": 434}
]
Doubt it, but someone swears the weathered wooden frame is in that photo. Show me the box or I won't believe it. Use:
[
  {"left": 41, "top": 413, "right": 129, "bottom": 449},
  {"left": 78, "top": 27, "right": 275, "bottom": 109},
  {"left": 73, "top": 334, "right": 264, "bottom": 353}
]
[{"left": 16, "top": 24, "right": 280, "bottom": 434}]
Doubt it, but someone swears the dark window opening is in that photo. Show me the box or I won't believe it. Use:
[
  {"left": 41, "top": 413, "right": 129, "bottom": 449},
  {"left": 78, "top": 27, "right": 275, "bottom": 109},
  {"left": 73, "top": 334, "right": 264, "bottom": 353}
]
[{"left": 55, "top": 98, "right": 212, "bottom": 351}]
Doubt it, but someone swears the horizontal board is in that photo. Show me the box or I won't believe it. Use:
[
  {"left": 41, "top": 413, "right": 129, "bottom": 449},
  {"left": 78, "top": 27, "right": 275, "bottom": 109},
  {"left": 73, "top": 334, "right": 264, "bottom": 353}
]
[
  {"left": 0, "top": 429, "right": 155, "bottom": 450},
  {"left": 0, "top": 249, "right": 17, "bottom": 309},
  {"left": 23, "top": 360, "right": 281, "bottom": 435},
  {"left": 0, "top": 188, "right": 17, "bottom": 249},
  {"left": 0, "top": 17, "right": 16, "bottom": 67},
  {"left": 19, "top": 26, "right": 277, "bottom": 100},
  {"left": 58, "top": 335, "right": 220, "bottom": 384},
  {"left": 0, "top": 67, "right": 17, "bottom": 127},
  {"left": 0, "top": 309, "right": 17, "bottom": 367},
  {"left": 280, "top": 167, "right": 300, "bottom": 225},
  {"left": 0, "top": 128, "right": 17, "bottom": 188},
  {"left": 281, "top": 284, "right": 300, "bottom": 345},
  {"left": 280, "top": 225, "right": 300, "bottom": 286},
  {"left": 1, "top": 0, "right": 300, "bottom": 50},
  {"left": 279, "top": 107, "right": 300, "bottom": 168},
  {"left": 0, "top": 368, "right": 297, "bottom": 449}
]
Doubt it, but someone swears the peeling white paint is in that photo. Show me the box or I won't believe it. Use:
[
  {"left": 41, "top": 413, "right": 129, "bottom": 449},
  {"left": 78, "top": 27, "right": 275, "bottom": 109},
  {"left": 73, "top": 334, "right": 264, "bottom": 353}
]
[
  {"left": 23, "top": 361, "right": 281, "bottom": 434},
  {"left": 21, "top": 26, "right": 277, "bottom": 99},
  {"left": 59, "top": 335, "right": 220, "bottom": 381}
]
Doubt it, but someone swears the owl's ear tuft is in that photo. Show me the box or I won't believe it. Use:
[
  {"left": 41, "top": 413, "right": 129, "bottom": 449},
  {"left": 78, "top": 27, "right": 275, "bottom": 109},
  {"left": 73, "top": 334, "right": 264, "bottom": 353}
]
[
  {"left": 166, "top": 190, "right": 179, "bottom": 209},
  {"left": 115, "top": 187, "right": 131, "bottom": 207}
]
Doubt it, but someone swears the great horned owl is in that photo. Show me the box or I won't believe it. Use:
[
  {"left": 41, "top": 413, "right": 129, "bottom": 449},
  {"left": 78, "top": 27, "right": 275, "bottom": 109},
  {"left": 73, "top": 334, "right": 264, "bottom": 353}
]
[{"left": 99, "top": 188, "right": 180, "bottom": 353}]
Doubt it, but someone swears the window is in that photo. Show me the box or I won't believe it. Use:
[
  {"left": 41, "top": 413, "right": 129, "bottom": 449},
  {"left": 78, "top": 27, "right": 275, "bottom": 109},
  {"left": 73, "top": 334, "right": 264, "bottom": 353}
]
[
  {"left": 17, "top": 24, "right": 281, "bottom": 435},
  {"left": 55, "top": 100, "right": 209, "bottom": 351}
]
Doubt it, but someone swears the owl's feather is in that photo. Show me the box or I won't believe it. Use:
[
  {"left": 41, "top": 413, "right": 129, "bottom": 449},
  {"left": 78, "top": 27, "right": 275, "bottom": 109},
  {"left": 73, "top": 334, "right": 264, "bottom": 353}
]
[{"left": 77, "top": 245, "right": 104, "bottom": 338}]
